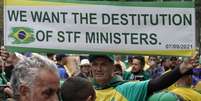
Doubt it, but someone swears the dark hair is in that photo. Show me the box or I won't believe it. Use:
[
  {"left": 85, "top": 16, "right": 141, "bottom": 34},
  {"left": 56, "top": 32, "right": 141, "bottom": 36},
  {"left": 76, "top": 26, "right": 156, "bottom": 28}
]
[
  {"left": 47, "top": 53, "right": 55, "bottom": 58},
  {"left": 132, "top": 56, "right": 145, "bottom": 68},
  {"left": 61, "top": 77, "right": 95, "bottom": 101},
  {"left": 114, "top": 64, "right": 123, "bottom": 72},
  {"left": 170, "top": 56, "right": 178, "bottom": 61},
  {"left": 160, "top": 57, "right": 170, "bottom": 65},
  {"left": 55, "top": 54, "right": 68, "bottom": 61},
  {"left": 148, "top": 56, "right": 158, "bottom": 60}
]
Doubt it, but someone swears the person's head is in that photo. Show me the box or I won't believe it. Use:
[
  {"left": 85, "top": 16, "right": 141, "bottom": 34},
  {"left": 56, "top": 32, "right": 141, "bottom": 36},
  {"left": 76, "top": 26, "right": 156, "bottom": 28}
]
[
  {"left": 127, "top": 55, "right": 134, "bottom": 67},
  {"left": 131, "top": 56, "right": 145, "bottom": 73},
  {"left": 161, "top": 57, "right": 171, "bottom": 71},
  {"left": 80, "top": 59, "right": 91, "bottom": 77},
  {"left": 61, "top": 77, "right": 95, "bottom": 101},
  {"left": 47, "top": 53, "right": 55, "bottom": 61},
  {"left": 170, "top": 56, "right": 178, "bottom": 69},
  {"left": 89, "top": 55, "right": 114, "bottom": 84},
  {"left": 55, "top": 54, "right": 68, "bottom": 65},
  {"left": 10, "top": 53, "right": 60, "bottom": 101},
  {"left": 148, "top": 56, "right": 158, "bottom": 62},
  {"left": 113, "top": 64, "right": 123, "bottom": 76},
  {"left": 190, "top": 58, "right": 199, "bottom": 68},
  {"left": 148, "top": 56, "right": 158, "bottom": 68},
  {"left": 115, "top": 55, "right": 121, "bottom": 61}
]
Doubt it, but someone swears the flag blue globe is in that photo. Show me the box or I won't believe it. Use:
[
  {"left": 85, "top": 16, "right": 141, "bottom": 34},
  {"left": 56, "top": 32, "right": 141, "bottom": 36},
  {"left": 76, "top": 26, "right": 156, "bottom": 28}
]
[{"left": 18, "top": 31, "right": 26, "bottom": 40}]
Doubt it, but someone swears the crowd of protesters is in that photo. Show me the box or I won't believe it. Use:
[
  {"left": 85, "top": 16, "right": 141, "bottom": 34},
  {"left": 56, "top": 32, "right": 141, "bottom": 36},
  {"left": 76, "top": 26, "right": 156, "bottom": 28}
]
[{"left": 0, "top": 46, "right": 201, "bottom": 101}]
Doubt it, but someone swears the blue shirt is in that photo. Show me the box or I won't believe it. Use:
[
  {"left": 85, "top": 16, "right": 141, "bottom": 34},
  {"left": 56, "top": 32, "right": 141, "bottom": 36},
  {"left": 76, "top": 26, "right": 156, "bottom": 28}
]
[{"left": 56, "top": 64, "right": 68, "bottom": 79}]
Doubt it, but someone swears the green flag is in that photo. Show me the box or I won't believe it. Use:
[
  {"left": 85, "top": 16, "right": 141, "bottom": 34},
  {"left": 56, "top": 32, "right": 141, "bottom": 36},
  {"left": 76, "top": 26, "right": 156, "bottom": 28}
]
[{"left": 9, "top": 27, "right": 35, "bottom": 44}]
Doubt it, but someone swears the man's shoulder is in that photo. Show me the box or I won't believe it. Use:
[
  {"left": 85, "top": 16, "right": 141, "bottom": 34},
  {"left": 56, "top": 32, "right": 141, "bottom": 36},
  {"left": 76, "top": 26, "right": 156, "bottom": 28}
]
[
  {"left": 116, "top": 80, "right": 149, "bottom": 90},
  {"left": 95, "top": 81, "right": 149, "bottom": 101},
  {"left": 123, "top": 71, "right": 132, "bottom": 77},
  {"left": 123, "top": 71, "right": 131, "bottom": 74},
  {"left": 123, "top": 71, "right": 133, "bottom": 80},
  {"left": 171, "top": 87, "right": 201, "bottom": 101},
  {"left": 172, "top": 87, "right": 201, "bottom": 94}
]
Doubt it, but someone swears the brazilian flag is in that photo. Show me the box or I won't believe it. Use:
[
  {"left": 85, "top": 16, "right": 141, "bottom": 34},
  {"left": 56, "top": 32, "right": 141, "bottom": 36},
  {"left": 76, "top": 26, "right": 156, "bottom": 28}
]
[{"left": 9, "top": 27, "right": 35, "bottom": 44}]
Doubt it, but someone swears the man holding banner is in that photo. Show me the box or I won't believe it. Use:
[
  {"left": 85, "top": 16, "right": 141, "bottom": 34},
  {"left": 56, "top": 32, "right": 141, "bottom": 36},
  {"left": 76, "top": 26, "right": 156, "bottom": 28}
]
[{"left": 89, "top": 54, "right": 193, "bottom": 101}]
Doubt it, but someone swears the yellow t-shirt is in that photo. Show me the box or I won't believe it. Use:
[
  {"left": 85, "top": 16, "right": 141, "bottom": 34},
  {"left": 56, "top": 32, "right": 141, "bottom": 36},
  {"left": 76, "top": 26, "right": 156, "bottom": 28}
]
[
  {"left": 96, "top": 87, "right": 127, "bottom": 101},
  {"left": 171, "top": 87, "right": 201, "bottom": 101},
  {"left": 194, "top": 81, "right": 201, "bottom": 91}
]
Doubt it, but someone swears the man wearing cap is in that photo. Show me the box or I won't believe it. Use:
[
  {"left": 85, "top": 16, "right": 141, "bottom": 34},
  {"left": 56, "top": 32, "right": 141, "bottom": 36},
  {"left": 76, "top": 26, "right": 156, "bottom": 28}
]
[
  {"left": 56, "top": 54, "right": 69, "bottom": 80},
  {"left": 89, "top": 54, "right": 193, "bottom": 101},
  {"left": 77, "top": 59, "right": 92, "bottom": 79}
]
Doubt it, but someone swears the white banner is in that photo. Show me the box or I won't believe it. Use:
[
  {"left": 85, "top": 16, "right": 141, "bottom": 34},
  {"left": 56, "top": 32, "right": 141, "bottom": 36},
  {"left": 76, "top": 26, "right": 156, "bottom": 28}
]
[{"left": 4, "top": 2, "right": 196, "bottom": 56}]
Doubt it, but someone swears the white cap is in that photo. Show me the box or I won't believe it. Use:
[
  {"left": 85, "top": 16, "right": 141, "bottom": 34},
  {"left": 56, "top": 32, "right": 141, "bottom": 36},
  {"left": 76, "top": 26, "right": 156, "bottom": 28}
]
[{"left": 80, "top": 59, "right": 90, "bottom": 66}]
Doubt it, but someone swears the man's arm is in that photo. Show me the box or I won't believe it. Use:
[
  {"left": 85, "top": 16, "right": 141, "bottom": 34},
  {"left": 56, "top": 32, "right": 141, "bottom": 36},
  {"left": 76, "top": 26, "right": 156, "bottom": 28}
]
[{"left": 147, "top": 62, "right": 193, "bottom": 96}]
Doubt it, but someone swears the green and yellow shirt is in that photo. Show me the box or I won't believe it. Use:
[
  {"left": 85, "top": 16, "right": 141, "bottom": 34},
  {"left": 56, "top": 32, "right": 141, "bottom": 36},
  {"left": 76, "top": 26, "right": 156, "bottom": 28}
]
[{"left": 93, "top": 76, "right": 149, "bottom": 101}]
